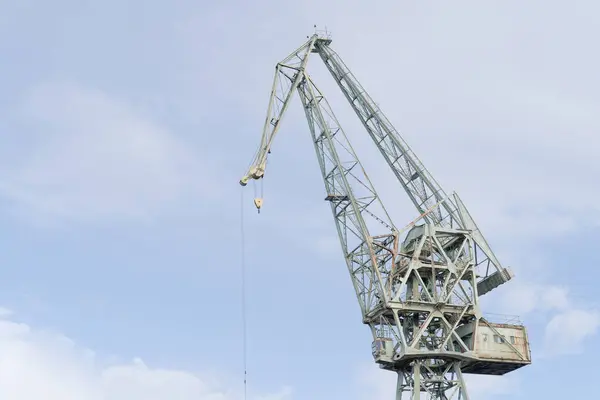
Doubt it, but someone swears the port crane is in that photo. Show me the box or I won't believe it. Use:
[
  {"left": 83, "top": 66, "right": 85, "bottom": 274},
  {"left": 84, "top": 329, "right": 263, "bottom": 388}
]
[{"left": 240, "top": 32, "right": 531, "bottom": 399}]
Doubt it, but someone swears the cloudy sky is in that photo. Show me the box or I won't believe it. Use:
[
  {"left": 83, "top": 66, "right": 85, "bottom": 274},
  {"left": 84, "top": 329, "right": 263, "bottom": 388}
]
[{"left": 1, "top": 0, "right": 599, "bottom": 399}]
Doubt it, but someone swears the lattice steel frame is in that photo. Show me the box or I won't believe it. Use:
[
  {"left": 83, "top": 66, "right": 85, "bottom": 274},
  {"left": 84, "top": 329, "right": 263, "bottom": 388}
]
[{"left": 240, "top": 33, "right": 524, "bottom": 399}]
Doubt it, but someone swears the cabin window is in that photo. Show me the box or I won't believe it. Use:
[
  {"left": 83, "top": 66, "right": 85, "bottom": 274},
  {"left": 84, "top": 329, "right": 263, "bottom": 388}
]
[
  {"left": 493, "top": 335, "right": 503, "bottom": 344},
  {"left": 510, "top": 336, "right": 516, "bottom": 345}
]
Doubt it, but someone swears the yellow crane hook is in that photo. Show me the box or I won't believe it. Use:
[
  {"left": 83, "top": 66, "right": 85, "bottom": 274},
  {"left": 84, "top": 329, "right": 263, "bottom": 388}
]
[{"left": 253, "top": 198, "right": 263, "bottom": 213}]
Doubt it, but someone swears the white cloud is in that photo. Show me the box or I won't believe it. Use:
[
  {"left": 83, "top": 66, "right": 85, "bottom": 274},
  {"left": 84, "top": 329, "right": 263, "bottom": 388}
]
[
  {"left": 539, "top": 286, "right": 571, "bottom": 311},
  {"left": 0, "top": 309, "right": 290, "bottom": 400},
  {"left": 0, "top": 308, "right": 13, "bottom": 318},
  {"left": 486, "top": 282, "right": 571, "bottom": 316},
  {"left": 0, "top": 82, "right": 218, "bottom": 224},
  {"left": 543, "top": 309, "right": 600, "bottom": 357}
]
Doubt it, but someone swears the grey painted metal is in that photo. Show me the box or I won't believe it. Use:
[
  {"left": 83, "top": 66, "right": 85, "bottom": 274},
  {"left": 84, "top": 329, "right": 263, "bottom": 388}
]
[
  {"left": 297, "top": 73, "right": 397, "bottom": 319},
  {"left": 239, "top": 33, "right": 530, "bottom": 399},
  {"left": 240, "top": 35, "right": 319, "bottom": 186},
  {"left": 396, "top": 360, "right": 469, "bottom": 400},
  {"left": 315, "top": 43, "right": 456, "bottom": 229}
]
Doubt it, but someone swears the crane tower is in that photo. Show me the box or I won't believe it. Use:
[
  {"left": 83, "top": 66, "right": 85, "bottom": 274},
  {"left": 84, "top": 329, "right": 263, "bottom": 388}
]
[{"left": 240, "top": 32, "right": 531, "bottom": 399}]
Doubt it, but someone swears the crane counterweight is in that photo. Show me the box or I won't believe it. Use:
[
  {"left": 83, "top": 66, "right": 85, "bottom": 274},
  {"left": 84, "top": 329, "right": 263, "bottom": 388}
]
[{"left": 240, "top": 32, "right": 531, "bottom": 399}]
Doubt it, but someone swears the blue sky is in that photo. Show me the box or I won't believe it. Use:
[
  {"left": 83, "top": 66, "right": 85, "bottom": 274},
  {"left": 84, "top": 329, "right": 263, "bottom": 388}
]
[{"left": 0, "top": 0, "right": 599, "bottom": 399}]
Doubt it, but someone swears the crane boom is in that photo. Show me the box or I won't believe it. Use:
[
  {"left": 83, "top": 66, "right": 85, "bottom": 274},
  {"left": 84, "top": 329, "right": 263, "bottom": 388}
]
[
  {"left": 297, "top": 73, "right": 398, "bottom": 318},
  {"left": 239, "top": 32, "right": 531, "bottom": 400},
  {"left": 240, "top": 36, "right": 318, "bottom": 186},
  {"left": 314, "top": 41, "right": 458, "bottom": 230},
  {"left": 239, "top": 34, "right": 399, "bottom": 319},
  {"left": 313, "top": 40, "right": 512, "bottom": 290}
]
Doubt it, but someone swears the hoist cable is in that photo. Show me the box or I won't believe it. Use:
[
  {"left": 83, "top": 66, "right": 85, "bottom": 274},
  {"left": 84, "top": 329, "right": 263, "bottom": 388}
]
[{"left": 240, "top": 188, "right": 248, "bottom": 400}]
